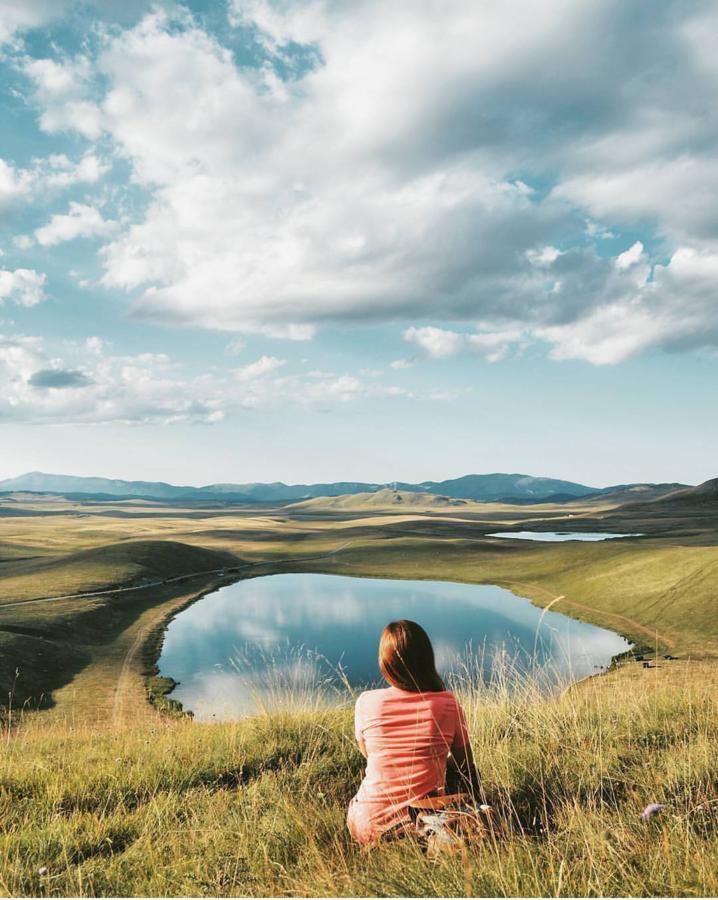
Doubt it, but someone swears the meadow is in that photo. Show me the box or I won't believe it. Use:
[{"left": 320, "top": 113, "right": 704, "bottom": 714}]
[
  {"left": 1, "top": 487, "right": 717, "bottom": 896},
  {"left": 2, "top": 659, "right": 717, "bottom": 897}
]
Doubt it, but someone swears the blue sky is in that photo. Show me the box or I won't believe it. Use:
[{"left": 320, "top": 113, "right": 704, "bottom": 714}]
[{"left": 0, "top": 0, "right": 717, "bottom": 487}]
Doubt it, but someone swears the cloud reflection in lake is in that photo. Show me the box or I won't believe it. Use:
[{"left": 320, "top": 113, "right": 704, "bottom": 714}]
[{"left": 158, "top": 573, "right": 631, "bottom": 720}]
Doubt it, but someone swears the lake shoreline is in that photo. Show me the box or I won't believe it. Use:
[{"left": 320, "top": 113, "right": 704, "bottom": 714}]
[{"left": 154, "top": 570, "right": 632, "bottom": 721}]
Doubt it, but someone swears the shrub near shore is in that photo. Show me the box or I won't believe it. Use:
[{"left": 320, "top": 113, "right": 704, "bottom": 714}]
[{"left": 2, "top": 659, "right": 717, "bottom": 898}]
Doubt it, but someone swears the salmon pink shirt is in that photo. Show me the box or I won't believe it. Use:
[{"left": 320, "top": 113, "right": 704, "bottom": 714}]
[{"left": 347, "top": 686, "right": 470, "bottom": 843}]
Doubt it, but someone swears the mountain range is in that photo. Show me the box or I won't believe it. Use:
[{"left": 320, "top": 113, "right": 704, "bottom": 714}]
[{"left": 0, "top": 471, "right": 691, "bottom": 504}]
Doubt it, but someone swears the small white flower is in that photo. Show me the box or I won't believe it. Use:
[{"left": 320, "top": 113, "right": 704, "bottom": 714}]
[
  {"left": 641, "top": 803, "right": 665, "bottom": 822},
  {"left": 38, "top": 866, "right": 49, "bottom": 877}
]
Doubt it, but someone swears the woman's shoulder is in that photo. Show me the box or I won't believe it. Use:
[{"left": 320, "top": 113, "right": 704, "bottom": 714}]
[
  {"left": 355, "top": 687, "right": 392, "bottom": 707},
  {"left": 428, "top": 689, "right": 463, "bottom": 710},
  {"left": 356, "top": 687, "right": 460, "bottom": 708}
]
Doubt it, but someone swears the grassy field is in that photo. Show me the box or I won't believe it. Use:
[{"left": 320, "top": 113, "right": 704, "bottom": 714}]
[
  {"left": 1, "top": 489, "right": 717, "bottom": 895},
  {"left": 2, "top": 488, "right": 716, "bottom": 717},
  {"left": 2, "top": 660, "right": 717, "bottom": 897}
]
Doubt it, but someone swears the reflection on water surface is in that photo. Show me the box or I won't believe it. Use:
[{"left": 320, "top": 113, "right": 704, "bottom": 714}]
[{"left": 158, "top": 573, "right": 631, "bottom": 720}]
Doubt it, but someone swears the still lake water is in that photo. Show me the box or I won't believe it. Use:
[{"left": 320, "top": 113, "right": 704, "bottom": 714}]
[
  {"left": 158, "top": 573, "right": 631, "bottom": 720},
  {"left": 489, "top": 532, "right": 643, "bottom": 542}
]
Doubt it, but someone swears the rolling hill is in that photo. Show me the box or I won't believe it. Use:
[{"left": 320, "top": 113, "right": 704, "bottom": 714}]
[
  {"left": 288, "top": 488, "right": 470, "bottom": 511},
  {"left": 648, "top": 477, "right": 718, "bottom": 506}
]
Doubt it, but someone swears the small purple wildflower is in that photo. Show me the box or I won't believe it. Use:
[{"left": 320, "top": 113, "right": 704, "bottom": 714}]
[{"left": 641, "top": 803, "right": 664, "bottom": 822}]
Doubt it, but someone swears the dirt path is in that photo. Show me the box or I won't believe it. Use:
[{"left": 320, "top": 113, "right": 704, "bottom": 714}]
[
  {"left": 0, "top": 566, "right": 240, "bottom": 611},
  {"left": 112, "top": 620, "right": 152, "bottom": 725},
  {"left": 103, "top": 541, "right": 354, "bottom": 725},
  {"left": 0, "top": 542, "right": 356, "bottom": 612}
]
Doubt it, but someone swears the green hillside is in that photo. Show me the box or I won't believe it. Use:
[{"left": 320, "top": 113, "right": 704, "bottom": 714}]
[{"left": 0, "top": 540, "right": 238, "bottom": 713}]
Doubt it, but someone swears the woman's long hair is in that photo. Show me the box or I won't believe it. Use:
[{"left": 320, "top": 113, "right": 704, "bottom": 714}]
[{"left": 379, "top": 620, "right": 445, "bottom": 693}]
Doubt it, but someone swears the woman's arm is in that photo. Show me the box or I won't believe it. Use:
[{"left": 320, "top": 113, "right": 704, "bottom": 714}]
[
  {"left": 449, "top": 700, "right": 481, "bottom": 796},
  {"left": 354, "top": 695, "right": 367, "bottom": 758},
  {"left": 448, "top": 741, "right": 481, "bottom": 795}
]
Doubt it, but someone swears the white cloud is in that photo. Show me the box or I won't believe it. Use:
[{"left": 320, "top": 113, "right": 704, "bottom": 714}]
[
  {"left": 88, "top": 10, "right": 572, "bottom": 336},
  {"left": 467, "top": 329, "right": 525, "bottom": 363},
  {"left": 615, "top": 241, "right": 645, "bottom": 270},
  {"left": 390, "top": 358, "right": 413, "bottom": 370},
  {"left": 85, "top": 336, "right": 104, "bottom": 355},
  {"left": 0, "top": 0, "right": 68, "bottom": 45},
  {"left": 301, "top": 374, "right": 413, "bottom": 403},
  {"left": 0, "top": 152, "right": 108, "bottom": 219},
  {"left": 537, "top": 246, "right": 718, "bottom": 364},
  {"left": 225, "top": 338, "right": 246, "bottom": 356},
  {"left": 526, "top": 246, "right": 563, "bottom": 267},
  {"left": 11, "top": 2, "right": 718, "bottom": 364},
  {"left": 0, "top": 335, "right": 225, "bottom": 425},
  {"left": 0, "top": 335, "right": 420, "bottom": 424},
  {"left": 23, "top": 55, "right": 102, "bottom": 138},
  {"left": 402, "top": 325, "right": 525, "bottom": 364},
  {"left": 236, "top": 355, "right": 286, "bottom": 381},
  {"left": 0, "top": 159, "right": 33, "bottom": 211},
  {"left": 0, "top": 268, "right": 46, "bottom": 307},
  {"left": 34, "top": 202, "right": 117, "bottom": 247},
  {"left": 304, "top": 374, "right": 363, "bottom": 402},
  {"left": 41, "top": 153, "right": 109, "bottom": 188},
  {"left": 403, "top": 326, "right": 463, "bottom": 359}
]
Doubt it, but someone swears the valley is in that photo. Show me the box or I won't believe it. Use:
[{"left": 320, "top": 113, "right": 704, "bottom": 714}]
[{"left": 1, "top": 479, "right": 717, "bottom": 722}]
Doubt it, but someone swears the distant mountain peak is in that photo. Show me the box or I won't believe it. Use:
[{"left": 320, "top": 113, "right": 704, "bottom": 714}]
[{"left": 0, "top": 470, "right": 696, "bottom": 505}]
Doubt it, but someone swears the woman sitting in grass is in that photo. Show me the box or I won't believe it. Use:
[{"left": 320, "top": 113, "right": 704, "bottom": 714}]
[{"left": 347, "top": 619, "right": 480, "bottom": 844}]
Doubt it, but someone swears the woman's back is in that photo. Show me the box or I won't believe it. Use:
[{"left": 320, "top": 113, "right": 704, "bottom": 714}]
[{"left": 348, "top": 686, "right": 469, "bottom": 842}]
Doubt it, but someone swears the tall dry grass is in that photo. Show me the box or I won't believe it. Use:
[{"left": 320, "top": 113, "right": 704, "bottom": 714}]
[{"left": 2, "top": 658, "right": 717, "bottom": 897}]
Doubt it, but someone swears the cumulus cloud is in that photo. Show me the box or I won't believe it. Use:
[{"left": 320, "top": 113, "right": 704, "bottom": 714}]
[
  {"left": 41, "top": 153, "right": 109, "bottom": 188},
  {"left": 537, "top": 247, "right": 718, "bottom": 363},
  {"left": 236, "top": 355, "right": 286, "bottom": 381},
  {"left": 0, "top": 159, "right": 33, "bottom": 211},
  {"left": 0, "top": 333, "right": 416, "bottom": 424},
  {"left": 403, "top": 325, "right": 526, "bottom": 364},
  {"left": 0, "top": 335, "right": 226, "bottom": 425},
  {"left": 301, "top": 374, "right": 413, "bottom": 403},
  {"left": 85, "top": 336, "right": 104, "bottom": 355},
  {"left": 23, "top": 55, "right": 102, "bottom": 138},
  {"left": 34, "top": 202, "right": 117, "bottom": 247},
  {"left": 0, "top": 0, "right": 69, "bottom": 45},
  {"left": 0, "top": 268, "right": 46, "bottom": 306},
  {"left": 403, "top": 327, "right": 463, "bottom": 359},
  {"left": 13, "top": 1, "right": 718, "bottom": 364},
  {"left": 526, "top": 246, "right": 563, "bottom": 267},
  {"left": 467, "top": 329, "right": 526, "bottom": 363},
  {"left": 0, "top": 153, "right": 108, "bottom": 217}
]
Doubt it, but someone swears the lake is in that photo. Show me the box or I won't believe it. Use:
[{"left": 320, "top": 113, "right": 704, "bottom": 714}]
[
  {"left": 489, "top": 531, "right": 643, "bottom": 541},
  {"left": 158, "top": 573, "right": 631, "bottom": 720}
]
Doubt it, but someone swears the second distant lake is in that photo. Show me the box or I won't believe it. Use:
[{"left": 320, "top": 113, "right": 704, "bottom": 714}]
[
  {"left": 158, "top": 573, "right": 631, "bottom": 720},
  {"left": 488, "top": 532, "right": 643, "bottom": 541}
]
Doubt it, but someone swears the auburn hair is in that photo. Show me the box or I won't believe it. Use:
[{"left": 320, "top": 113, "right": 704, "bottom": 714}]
[{"left": 378, "top": 620, "right": 445, "bottom": 693}]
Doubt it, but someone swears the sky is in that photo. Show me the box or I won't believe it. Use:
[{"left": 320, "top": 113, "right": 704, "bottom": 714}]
[{"left": 0, "top": 0, "right": 716, "bottom": 488}]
